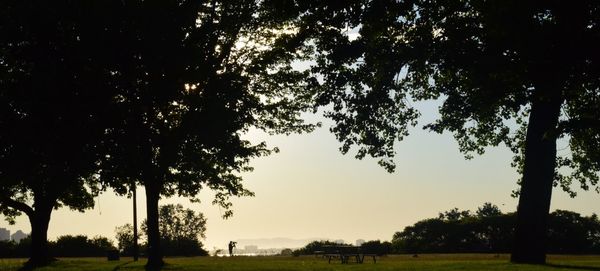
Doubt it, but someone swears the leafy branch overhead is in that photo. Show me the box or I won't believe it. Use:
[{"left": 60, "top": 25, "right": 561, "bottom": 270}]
[
  {"left": 282, "top": 0, "right": 599, "bottom": 264},
  {"left": 288, "top": 0, "right": 600, "bottom": 192}
]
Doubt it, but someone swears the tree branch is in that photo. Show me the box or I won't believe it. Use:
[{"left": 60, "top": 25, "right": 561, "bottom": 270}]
[
  {"left": 0, "top": 195, "right": 34, "bottom": 217},
  {"left": 558, "top": 117, "right": 600, "bottom": 134}
]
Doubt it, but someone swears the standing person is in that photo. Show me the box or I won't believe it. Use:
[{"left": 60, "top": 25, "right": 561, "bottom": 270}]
[{"left": 228, "top": 241, "right": 236, "bottom": 256}]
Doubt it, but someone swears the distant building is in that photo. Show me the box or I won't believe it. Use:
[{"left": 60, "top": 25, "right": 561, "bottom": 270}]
[
  {"left": 0, "top": 228, "right": 9, "bottom": 241},
  {"left": 355, "top": 239, "right": 365, "bottom": 246},
  {"left": 333, "top": 239, "right": 345, "bottom": 244},
  {"left": 11, "top": 230, "right": 27, "bottom": 243}
]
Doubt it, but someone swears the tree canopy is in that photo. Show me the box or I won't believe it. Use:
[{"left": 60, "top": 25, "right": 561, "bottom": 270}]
[
  {"left": 95, "top": 0, "right": 317, "bottom": 268},
  {"left": 288, "top": 0, "right": 600, "bottom": 264},
  {"left": 1, "top": 1, "right": 318, "bottom": 268},
  {"left": 0, "top": 1, "right": 118, "bottom": 266}
]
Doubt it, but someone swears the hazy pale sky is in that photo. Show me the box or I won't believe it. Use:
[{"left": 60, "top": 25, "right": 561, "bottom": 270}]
[{"left": 1, "top": 99, "right": 599, "bottom": 250}]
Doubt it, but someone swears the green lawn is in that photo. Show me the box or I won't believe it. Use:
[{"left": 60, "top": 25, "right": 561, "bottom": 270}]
[{"left": 2, "top": 254, "right": 600, "bottom": 271}]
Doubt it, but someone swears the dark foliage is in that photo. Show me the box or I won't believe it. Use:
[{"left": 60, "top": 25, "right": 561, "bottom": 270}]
[
  {"left": 285, "top": 0, "right": 600, "bottom": 263},
  {"left": 51, "top": 235, "right": 116, "bottom": 257},
  {"left": 94, "top": 1, "right": 317, "bottom": 268},
  {"left": 0, "top": 1, "right": 120, "bottom": 266},
  {"left": 117, "top": 204, "right": 209, "bottom": 257},
  {"left": 0, "top": 237, "right": 31, "bottom": 258},
  {"left": 160, "top": 238, "right": 208, "bottom": 257},
  {"left": 292, "top": 240, "right": 391, "bottom": 256},
  {"left": 0, "top": 235, "right": 117, "bottom": 258},
  {"left": 115, "top": 224, "right": 140, "bottom": 257},
  {"left": 1, "top": 1, "right": 316, "bottom": 268},
  {"left": 360, "top": 240, "right": 392, "bottom": 256},
  {"left": 392, "top": 204, "right": 600, "bottom": 254},
  {"left": 292, "top": 240, "right": 346, "bottom": 256}
]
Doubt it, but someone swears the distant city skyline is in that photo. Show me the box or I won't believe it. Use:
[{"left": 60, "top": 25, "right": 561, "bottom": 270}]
[
  {"left": 0, "top": 228, "right": 9, "bottom": 241},
  {"left": 0, "top": 227, "right": 28, "bottom": 243}
]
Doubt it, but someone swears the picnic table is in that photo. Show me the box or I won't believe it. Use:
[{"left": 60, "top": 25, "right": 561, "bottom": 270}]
[{"left": 319, "top": 245, "right": 378, "bottom": 264}]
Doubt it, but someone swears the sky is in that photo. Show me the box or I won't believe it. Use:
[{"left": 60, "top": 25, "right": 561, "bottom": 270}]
[{"left": 1, "top": 99, "right": 599, "bottom": 251}]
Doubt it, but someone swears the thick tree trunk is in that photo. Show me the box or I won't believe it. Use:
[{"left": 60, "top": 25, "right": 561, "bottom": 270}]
[
  {"left": 511, "top": 89, "right": 563, "bottom": 264},
  {"left": 144, "top": 181, "right": 164, "bottom": 270},
  {"left": 26, "top": 203, "right": 54, "bottom": 268}
]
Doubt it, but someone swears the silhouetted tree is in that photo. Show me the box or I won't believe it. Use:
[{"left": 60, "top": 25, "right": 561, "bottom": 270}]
[
  {"left": 141, "top": 204, "right": 208, "bottom": 256},
  {"left": 0, "top": 1, "right": 120, "bottom": 267},
  {"left": 439, "top": 208, "right": 472, "bottom": 221},
  {"left": 115, "top": 224, "right": 139, "bottom": 256},
  {"left": 290, "top": 0, "right": 600, "bottom": 264},
  {"left": 546, "top": 210, "right": 600, "bottom": 254},
  {"left": 99, "top": 1, "right": 316, "bottom": 268},
  {"left": 476, "top": 203, "right": 503, "bottom": 218},
  {"left": 392, "top": 206, "right": 600, "bottom": 254}
]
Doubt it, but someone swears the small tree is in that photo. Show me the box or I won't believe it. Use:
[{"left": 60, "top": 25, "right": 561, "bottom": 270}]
[
  {"left": 115, "top": 224, "right": 139, "bottom": 256},
  {"left": 141, "top": 204, "right": 208, "bottom": 256},
  {"left": 476, "top": 203, "right": 502, "bottom": 218}
]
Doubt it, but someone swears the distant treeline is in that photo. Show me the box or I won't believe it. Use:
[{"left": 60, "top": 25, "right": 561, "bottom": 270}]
[
  {"left": 0, "top": 204, "right": 209, "bottom": 259},
  {"left": 0, "top": 232, "right": 208, "bottom": 258},
  {"left": 392, "top": 203, "right": 600, "bottom": 254},
  {"left": 0, "top": 235, "right": 115, "bottom": 258},
  {"left": 292, "top": 203, "right": 600, "bottom": 256}
]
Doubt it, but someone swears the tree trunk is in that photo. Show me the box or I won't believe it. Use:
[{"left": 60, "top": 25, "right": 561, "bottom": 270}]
[
  {"left": 133, "top": 185, "right": 139, "bottom": 262},
  {"left": 26, "top": 203, "right": 54, "bottom": 268},
  {"left": 511, "top": 89, "right": 563, "bottom": 264},
  {"left": 144, "top": 181, "right": 164, "bottom": 270}
]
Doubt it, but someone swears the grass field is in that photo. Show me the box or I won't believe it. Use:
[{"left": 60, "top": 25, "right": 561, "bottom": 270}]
[{"left": 1, "top": 254, "right": 600, "bottom": 271}]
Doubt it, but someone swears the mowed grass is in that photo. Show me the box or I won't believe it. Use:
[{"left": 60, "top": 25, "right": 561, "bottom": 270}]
[{"left": 2, "top": 254, "right": 600, "bottom": 271}]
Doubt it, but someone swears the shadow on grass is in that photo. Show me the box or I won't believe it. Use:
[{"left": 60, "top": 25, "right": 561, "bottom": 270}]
[
  {"left": 545, "top": 263, "right": 600, "bottom": 270},
  {"left": 17, "top": 258, "right": 57, "bottom": 271},
  {"left": 113, "top": 260, "right": 135, "bottom": 271}
]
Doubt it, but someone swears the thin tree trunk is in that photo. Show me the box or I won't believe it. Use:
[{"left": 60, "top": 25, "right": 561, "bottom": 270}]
[
  {"left": 26, "top": 203, "right": 54, "bottom": 268},
  {"left": 511, "top": 88, "right": 563, "bottom": 264},
  {"left": 144, "top": 181, "right": 163, "bottom": 270},
  {"left": 133, "top": 185, "right": 139, "bottom": 261}
]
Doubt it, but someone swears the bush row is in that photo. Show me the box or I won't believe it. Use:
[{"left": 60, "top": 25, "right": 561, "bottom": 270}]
[{"left": 0, "top": 235, "right": 115, "bottom": 258}]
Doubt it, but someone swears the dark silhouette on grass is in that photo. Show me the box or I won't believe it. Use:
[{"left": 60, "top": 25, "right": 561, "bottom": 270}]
[
  {"left": 111, "top": 260, "right": 134, "bottom": 271},
  {"left": 285, "top": 0, "right": 600, "bottom": 264},
  {"left": 228, "top": 241, "right": 237, "bottom": 257}
]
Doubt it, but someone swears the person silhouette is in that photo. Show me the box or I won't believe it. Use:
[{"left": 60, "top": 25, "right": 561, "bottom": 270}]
[{"left": 228, "top": 241, "right": 236, "bottom": 256}]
